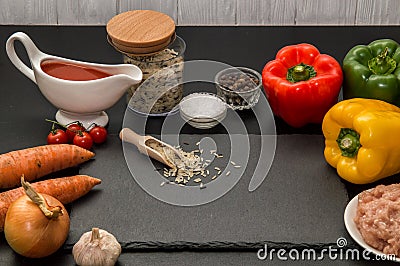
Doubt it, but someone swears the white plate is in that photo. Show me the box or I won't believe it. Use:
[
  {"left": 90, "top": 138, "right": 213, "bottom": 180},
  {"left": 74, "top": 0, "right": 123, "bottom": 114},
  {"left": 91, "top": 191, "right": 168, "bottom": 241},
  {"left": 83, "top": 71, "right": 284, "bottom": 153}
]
[{"left": 344, "top": 192, "right": 400, "bottom": 262}]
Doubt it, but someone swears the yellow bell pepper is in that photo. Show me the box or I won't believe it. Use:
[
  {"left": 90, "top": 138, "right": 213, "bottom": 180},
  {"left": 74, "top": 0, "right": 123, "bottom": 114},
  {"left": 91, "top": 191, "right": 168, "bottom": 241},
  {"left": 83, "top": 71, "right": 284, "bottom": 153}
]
[{"left": 322, "top": 98, "right": 400, "bottom": 184}]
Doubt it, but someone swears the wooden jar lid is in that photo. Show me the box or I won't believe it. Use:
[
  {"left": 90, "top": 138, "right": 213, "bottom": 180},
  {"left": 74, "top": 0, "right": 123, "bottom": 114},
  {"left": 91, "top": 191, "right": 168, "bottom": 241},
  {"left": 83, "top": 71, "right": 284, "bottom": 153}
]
[{"left": 106, "top": 10, "right": 175, "bottom": 54}]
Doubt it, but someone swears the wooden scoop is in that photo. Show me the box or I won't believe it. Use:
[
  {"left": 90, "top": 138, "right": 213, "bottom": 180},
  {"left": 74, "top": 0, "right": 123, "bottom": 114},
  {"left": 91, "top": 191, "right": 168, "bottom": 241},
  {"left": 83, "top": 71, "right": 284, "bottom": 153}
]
[{"left": 119, "top": 128, "right": 182, "bottom": 169}]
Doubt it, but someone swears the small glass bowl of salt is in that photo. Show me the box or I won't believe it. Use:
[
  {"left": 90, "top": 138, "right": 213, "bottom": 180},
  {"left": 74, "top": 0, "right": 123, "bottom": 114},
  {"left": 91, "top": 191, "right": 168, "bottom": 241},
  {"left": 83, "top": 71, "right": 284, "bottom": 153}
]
[{"left": 179, "top": 92, "right": 227, "bottom": 129}]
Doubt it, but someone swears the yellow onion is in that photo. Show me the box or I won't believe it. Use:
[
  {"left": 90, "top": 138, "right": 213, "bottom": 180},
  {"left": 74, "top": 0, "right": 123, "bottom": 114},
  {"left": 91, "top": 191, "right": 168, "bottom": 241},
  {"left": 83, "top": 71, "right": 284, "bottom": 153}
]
[{"left": 4, "top": 177, "right": 70, "bottom": 258}]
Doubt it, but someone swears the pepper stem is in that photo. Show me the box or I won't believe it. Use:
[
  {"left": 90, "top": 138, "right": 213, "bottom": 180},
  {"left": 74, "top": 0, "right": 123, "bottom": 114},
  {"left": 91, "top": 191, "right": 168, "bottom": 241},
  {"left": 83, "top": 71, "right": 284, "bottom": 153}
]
[
  {"left": 336, "top": 128, "right": 361, "bottom": 158},
  {"left": 21, "top": 176, "right": 63, "bottom": 219},
  {"left": 286, "top": 63, "right": 317, "bottom": 83},
  {"left": 368, "top": 47, "right": 397, "bottom": 75}
]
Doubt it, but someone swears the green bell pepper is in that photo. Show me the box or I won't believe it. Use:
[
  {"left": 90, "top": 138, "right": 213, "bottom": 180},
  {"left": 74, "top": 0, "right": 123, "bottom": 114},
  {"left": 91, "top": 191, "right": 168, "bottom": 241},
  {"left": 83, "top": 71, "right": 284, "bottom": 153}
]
[{"left": 343, "top": 39, "right": 400, "bottom": 106}]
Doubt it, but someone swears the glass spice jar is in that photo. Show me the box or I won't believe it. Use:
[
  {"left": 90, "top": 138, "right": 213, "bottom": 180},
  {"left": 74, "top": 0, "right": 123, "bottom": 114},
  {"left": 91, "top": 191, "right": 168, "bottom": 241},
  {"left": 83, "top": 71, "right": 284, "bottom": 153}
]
[
  {"left": 123, "top": 36, "right": 186, "bottom": 115},
  {"left": 215, "top": 67, "right": 262, "bottom": 110},
  {"left": 106, "top": 10, "right": 185, "bottom": 116}
]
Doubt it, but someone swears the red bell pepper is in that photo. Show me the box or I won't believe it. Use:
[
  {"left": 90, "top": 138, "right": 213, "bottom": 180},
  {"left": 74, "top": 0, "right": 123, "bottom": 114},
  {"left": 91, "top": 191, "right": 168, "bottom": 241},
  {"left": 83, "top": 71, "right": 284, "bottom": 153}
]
[{"left": 262, "top": 43, "right": 343, "bottom": 128}]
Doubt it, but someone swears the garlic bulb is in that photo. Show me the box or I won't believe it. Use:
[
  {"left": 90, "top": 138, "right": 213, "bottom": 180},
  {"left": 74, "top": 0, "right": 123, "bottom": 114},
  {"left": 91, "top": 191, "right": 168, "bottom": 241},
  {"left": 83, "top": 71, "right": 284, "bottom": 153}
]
[{"left": 72, "top": 228, "right": 121, "bottom": 266}]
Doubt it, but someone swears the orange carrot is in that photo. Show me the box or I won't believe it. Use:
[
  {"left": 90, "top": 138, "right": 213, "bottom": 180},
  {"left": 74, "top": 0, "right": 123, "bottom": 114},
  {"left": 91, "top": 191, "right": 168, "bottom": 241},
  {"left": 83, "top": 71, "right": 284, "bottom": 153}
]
[
  {"left": 0, "top": 144, "right": 94, "bottom": 188},
  {"left": 0, "top": 174, "right": 101, "bottom": 231}
]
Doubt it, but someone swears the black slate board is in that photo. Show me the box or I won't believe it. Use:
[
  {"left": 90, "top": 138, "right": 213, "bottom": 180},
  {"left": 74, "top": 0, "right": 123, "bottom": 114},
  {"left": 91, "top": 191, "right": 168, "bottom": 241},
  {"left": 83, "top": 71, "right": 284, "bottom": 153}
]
[{"left": 67, "top": 134, "right": 349, "bottom": 249}]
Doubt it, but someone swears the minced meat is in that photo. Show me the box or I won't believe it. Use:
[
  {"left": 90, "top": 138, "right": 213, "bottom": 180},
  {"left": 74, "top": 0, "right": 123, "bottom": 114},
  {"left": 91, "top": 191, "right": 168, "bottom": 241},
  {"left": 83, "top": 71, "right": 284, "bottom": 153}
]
[{"left": 355, "top": 183, "right": 400, "bottom": 257}]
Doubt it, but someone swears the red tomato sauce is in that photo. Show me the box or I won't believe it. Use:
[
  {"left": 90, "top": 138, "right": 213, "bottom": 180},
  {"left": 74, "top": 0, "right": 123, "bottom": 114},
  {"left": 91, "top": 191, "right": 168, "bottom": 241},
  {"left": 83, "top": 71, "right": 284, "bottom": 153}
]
[{"left": 40, "top": 60, "right": 111, "bottom": 81}]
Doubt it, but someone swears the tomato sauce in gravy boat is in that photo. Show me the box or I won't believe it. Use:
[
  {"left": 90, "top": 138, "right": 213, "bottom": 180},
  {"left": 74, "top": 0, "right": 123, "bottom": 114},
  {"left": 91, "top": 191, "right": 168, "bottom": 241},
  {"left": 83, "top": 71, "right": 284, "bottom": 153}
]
[{"left": 6, "top": 32, "right": 142, "bottom": 128}]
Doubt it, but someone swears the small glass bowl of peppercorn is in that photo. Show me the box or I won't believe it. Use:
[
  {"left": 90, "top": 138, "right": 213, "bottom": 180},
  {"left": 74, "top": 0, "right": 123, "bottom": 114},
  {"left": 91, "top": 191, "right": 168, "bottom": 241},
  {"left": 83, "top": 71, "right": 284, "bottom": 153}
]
[{"left": 215, "top": 66, "right": 262, "bottom": 110}]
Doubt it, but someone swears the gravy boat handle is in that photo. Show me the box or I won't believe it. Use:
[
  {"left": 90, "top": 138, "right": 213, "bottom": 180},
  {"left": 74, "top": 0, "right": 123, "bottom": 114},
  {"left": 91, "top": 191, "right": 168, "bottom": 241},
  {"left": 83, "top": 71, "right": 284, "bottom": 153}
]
[{"left": 6, "top": 32, "right": 45, "bottom": 83}]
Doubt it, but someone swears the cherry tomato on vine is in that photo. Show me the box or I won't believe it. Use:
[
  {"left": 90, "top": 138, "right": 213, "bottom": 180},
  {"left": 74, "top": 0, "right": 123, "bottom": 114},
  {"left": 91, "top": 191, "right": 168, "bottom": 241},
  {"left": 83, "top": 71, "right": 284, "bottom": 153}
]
[
  {"left": 89, "top": 125, "right": 108, "bottom": 144},
  {"left": 66, "top": 123, "right": 86, "bottom": 142},
  {"left": 47, "top": 129, "right": 68, "bottom": 145},
  {"left": 73, "top": 131, "right": 93, "bottom": 150}
]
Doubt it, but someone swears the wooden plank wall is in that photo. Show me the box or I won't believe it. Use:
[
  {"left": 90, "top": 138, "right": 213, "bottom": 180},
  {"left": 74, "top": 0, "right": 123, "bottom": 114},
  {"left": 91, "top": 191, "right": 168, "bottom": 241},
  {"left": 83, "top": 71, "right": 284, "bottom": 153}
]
[{"left": 1, "top": 0, "right": 400, "bottom": 25}]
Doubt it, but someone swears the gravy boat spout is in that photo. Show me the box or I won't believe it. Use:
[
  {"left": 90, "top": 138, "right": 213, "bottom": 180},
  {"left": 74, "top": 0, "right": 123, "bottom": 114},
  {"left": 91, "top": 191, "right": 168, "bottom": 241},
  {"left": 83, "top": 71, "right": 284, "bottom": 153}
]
[
  {"left": 105, "top": 63, "right": 143, "bottom": 83},
  {"left": 6, "top": 31, "right": 143, "bottom": 128}
]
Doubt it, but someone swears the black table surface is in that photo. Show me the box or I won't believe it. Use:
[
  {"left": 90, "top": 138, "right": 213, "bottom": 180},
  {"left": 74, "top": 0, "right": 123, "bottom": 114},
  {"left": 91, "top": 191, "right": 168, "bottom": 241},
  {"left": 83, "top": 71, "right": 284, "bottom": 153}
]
[{"left": 1, "top": 25, "right": 400, "bottom": 265}]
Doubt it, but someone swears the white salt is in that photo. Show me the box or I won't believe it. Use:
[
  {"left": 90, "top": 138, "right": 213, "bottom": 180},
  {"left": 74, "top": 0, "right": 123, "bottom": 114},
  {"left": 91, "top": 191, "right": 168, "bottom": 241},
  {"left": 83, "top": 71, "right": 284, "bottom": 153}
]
[{"left": 180, "top": 93, "right": 226, "bottom": 119}]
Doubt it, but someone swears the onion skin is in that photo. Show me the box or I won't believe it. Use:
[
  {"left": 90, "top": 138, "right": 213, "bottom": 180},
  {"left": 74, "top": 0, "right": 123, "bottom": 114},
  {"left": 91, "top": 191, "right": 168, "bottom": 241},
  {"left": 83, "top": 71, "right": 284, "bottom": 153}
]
[{"left": 4, "top": 194, "right": 70, "bottom": 258}]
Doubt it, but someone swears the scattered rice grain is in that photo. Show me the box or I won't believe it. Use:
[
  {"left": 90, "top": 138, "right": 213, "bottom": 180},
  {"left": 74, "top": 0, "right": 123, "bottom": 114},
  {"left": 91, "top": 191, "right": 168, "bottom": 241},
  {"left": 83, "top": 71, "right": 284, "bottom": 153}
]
[
  {"left": 226, "top": 171, "right": 231, "bottom": 176},
  {"left": 148, "top": 139, "right": 210, "bottom": 189},
  {"left": 175, "top": 176, "right": 184, "bottom": 183}
]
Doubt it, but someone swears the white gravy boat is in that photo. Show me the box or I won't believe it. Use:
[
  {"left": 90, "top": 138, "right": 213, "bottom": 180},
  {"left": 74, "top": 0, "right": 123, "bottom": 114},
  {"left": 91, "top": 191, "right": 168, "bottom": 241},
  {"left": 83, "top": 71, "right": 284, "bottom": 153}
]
[{"left": 6, "top": 32, "right": 142, "bottom": 128}]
